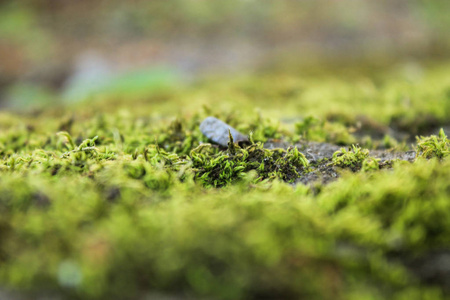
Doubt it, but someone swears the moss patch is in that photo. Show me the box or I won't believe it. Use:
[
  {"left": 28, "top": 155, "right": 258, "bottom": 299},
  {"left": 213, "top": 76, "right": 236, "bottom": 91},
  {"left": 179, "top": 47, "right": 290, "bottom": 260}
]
[
  {"left": 416, "top": 128, "right": 450, "bottom": 159},
  {"left": 0, "top": 62, "right": 450, "bottom": 299}
]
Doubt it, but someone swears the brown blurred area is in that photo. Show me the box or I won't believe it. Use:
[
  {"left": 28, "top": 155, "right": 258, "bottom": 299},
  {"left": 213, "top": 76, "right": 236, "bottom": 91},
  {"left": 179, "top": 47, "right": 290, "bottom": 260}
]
[{"left": 0, "top": 0, "right": 449, "bottom": 107}]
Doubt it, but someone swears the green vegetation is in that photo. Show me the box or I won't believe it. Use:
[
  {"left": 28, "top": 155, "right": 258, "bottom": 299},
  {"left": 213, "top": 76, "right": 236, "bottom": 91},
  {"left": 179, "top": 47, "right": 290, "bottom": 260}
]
[
  {"left": 416, "top": 128, "right": 450, "bottom": 159},
  {"left": 192, "top": 137, "right": 309, "bottom": 187},
  {"left": 361, "top": 157, "right": 380, "bottom": 172},
  {"left": 295, "top": 116, "right": 356, "bottom": 145},
  {"left": 0, "top": 63, "right": 450, "bottom": 299},
  {"left": 332, "top": 145, "right": 370, "bottom": 170}
]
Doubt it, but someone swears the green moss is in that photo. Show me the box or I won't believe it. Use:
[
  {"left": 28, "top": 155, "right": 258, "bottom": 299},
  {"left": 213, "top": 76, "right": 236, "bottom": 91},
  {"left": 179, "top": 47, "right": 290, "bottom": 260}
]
[
  {"left": 0, "top": 62, "right": 450, "bottom": 299},
  {"left": 1, "top": 142, "right": 449, "bottom": 299},
  {"left": 332, "top": 145, "right": 371, "bottom": 170},
  {"left": 295, "top": 116, "right": 356, "bottom": 145},
  {"left": 416, "top": 128, "right": 449, "bottom": 159},
  {"left": 192, "top": 136, "right": 309, "bottom": 187},
  {"left": 361, "top": 157, "right": 380, "bottom": 172},
  {"left": 319, "top": 158, "right": 450, "bottom": 252},
  {"left": 237, "top": 113, "right": 286, "bottom": 142}
]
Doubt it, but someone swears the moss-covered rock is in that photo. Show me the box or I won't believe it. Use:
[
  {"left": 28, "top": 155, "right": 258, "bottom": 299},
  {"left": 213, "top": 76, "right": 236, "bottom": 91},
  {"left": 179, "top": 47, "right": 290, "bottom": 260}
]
[{"left": 0, "top": 63, "right": 449, "bottom": 299}]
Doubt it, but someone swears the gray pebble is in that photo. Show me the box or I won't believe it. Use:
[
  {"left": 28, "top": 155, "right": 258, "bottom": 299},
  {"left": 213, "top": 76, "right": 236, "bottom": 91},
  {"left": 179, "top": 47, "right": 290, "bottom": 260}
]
[{"left": 200, "top": 117, "right": 248, "bottom": 146}]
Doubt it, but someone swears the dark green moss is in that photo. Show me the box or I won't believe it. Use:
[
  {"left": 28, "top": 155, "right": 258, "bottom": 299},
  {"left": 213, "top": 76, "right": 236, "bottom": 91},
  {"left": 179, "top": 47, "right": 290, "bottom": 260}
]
[{"left": 191, "top": 138, "right": 309, "bottom": 187}]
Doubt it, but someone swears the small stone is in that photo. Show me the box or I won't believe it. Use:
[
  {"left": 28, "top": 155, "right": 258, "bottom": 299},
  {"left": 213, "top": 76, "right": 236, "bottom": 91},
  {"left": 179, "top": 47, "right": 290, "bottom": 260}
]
[{"left": 200, "top": 117, "right": 248, "bottom": 146}]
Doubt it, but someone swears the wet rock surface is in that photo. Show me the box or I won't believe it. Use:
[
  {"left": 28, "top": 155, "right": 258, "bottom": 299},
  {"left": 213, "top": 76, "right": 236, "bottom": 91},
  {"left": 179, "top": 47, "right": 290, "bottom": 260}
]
[
  {"left": 266, "top": 140, "right": 416, "bottom": 162},
  {"left": 200, "top": 116, "right": 248, "bottom": 146},
  {"left": 295, "top": 158, "right": 339, "bottom": 187},
  {"left": 265, "top": 140, "right": 416, "bottom": 186}
]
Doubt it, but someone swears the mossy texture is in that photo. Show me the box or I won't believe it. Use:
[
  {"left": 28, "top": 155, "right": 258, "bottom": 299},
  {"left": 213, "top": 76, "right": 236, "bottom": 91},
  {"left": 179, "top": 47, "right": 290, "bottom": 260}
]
[
  {"left": 0, "top": 63, "right": 450, "bottom": 299},
  {"left": 332, "top": 145, "right": 370, "bottom": 170},
  {"left": 416, "top": 128, "right": 450, "bottom": 159}
]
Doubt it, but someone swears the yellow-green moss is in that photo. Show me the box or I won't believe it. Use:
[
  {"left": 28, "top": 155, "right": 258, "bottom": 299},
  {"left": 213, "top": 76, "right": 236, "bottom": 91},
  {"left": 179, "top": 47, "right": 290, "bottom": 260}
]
[
  {"left": 416, "top": 128, "right": 450, "bottom": 159},
  {"left": 0, "top": 63, "right": 450, "bottom": 300}
]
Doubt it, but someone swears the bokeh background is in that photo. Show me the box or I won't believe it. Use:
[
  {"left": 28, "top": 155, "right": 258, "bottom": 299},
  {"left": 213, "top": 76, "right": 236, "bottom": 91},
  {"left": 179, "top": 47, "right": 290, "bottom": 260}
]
[{"left": 0, "top": 0, "right": 449, "bottom": 110}]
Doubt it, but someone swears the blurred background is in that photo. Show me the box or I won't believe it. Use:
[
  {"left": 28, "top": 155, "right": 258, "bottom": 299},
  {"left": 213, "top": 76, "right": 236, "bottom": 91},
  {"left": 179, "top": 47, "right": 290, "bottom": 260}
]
[{"left": 0, "top": 0, "right": 449, "bottom": 110}]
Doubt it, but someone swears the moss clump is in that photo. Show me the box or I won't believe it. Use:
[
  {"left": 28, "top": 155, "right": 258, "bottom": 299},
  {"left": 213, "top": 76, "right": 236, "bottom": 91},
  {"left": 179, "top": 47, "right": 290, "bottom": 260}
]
[
  {"left": 416, "top": 128, "right": 449, "bottom": 159},
  {"left": 361, "top": 156, "right": 380, "bottom": 172},
  {"left": 192, "top": 133, "right": 309, "bottom": 187},
  {"left": 332, "top": 144, "right": 372, "bottom": 171},
  {"left": 319, "top": 158, "right": 450, "bottom": 252}
]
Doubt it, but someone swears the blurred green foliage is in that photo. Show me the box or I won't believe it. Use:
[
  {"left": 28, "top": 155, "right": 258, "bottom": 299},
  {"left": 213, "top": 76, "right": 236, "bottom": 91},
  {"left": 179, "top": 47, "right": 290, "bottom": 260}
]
[{"left": 295, "top": 116, "right": 356, "bottom": 145}]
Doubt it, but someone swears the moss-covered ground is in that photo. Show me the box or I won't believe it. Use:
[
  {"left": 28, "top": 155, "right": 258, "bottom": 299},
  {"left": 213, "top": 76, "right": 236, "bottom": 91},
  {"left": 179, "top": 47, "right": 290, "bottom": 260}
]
[{"left": 0, "top": 61, "right": 450, "bottom": 299}]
